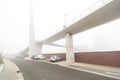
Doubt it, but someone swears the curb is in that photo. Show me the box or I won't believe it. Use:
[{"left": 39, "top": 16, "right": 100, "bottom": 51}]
[
  {"left": 13, "top": 63, "right": 24, "bottom": 80},
  {"left": 25, "top": 59, "right": 120, "bottom": 80},
  {"left": 0, "top": 60, "right": 4, "bottom": 73},
  {"left": 35, "top": 59, "right": 120, "bottom": 80},
  {"left": 0, "top": 64, "right": 4, "bottom": 72},
  {"left": 0, "top": 59, "right": 24, "bottom": 80},
  {"left": 57, "top": 64, "right": 120, "bottom": 80}
]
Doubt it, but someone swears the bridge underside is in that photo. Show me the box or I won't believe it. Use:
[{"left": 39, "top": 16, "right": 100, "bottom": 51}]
[
  {"left": 27, "top": 0, "right": 120, "bottom": 64},
  {"left": 38, "top": 0, "right": 120, "bottom": 44}
]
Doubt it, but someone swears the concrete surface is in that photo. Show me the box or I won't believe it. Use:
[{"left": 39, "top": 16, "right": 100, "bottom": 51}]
[
  {"left": 0, "top": 59, "right": 24, "bottom": 80},
  {"left": 8, "top": 57, "right": 119, "bottom": 80},
  {"left": 53, "top": 61, "right": 120, "bottom": 79},
  {"left": 0, "top": 64, "right": 4, "bottom": 72}
]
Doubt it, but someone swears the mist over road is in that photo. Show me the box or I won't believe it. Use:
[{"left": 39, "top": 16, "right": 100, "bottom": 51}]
[{"left": 8, "top": 57, "right": 118, "bottom": 80}]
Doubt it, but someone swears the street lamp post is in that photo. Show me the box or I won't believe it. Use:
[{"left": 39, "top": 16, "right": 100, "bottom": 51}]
[{"left": 64, "top": 14, "right": 67, "bottom": 29}]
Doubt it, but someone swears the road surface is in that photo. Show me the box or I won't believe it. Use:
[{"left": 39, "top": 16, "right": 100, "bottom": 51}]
[{"left": 8, "top": 57, "right": 118, "bottom": 80}]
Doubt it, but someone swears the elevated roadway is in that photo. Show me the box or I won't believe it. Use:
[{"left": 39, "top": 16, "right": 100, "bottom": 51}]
[
  {"left": 26, "top": 0, "right": 120, "bottom": 63},
  {"left": 38, "top": 0, "right": 120, "bottom": 44}
]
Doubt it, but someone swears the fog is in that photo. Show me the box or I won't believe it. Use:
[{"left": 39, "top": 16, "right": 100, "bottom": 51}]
[{"left": 0, "top": 0, "right": 120, "bottom": 54}]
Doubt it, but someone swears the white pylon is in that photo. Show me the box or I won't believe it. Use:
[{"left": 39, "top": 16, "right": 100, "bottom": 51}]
[{"left": 29, "top": 0, "right": 42, "bottom": 56}]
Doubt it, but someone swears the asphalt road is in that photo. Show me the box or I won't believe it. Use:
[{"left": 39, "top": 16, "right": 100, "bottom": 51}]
[{"left": 8, "top": 57, "right": 118, "bottom": 80}]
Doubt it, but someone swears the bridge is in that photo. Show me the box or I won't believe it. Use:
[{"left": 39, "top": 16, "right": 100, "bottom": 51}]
[{"left": 24, "top": 0, "right": 120, "bottom": 63}]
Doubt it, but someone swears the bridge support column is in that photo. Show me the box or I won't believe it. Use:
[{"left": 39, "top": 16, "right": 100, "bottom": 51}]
[
  {"left": 29, "top": 43, "right": 43, "bottom": 57},
  {"left": 66, "top": 33, "right": 75, "bottom": 63},
  {"left": 29, "top": 0, "right": 43, "bottom": 57}
]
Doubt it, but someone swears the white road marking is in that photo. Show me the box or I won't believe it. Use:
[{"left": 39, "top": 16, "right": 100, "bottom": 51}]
[{"left": 105, "top": 71, "right": 120, "bottom": 76}]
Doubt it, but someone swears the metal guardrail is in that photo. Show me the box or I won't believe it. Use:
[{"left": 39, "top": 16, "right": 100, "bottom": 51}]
[
  {"left": 67, "top": 0, "right": 113, "bottom": 27},
  {"left": 44, "top": 0, "right": 113, "bottom": 40}
]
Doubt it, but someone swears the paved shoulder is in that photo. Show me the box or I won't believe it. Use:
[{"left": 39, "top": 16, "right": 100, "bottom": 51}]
[
  {"left": 0, "top": 63, "right": 4, "bottom": 72},
  {"left": 0, "top": 59, "right": 24, "bottom": 80},
  {"left": 54, "top": 61, "right": 120, "bottom": 80}
]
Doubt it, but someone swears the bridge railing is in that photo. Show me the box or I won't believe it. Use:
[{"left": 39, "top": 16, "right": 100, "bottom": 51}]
[
  {"left": 67, "top": 0, "right": 113, "bottom": 27},
  {"left": 45, "top": 0, "right": 113, "bottom": 39}
]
